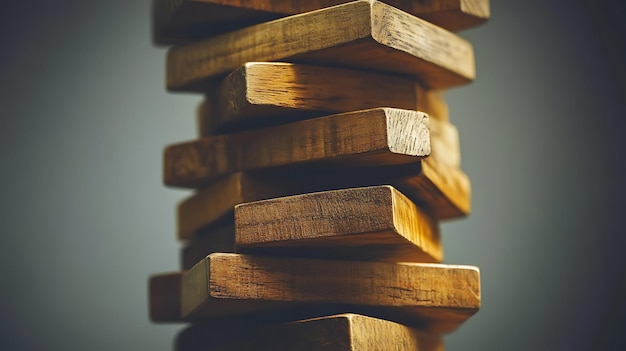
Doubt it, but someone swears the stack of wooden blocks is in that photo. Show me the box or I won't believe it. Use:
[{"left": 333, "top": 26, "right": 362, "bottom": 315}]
[{"left": 149, "top": 1, "right": 489, "bottom": 349}]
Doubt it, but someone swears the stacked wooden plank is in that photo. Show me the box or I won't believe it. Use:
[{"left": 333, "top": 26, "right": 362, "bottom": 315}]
[{"left": 149, "top": 1, "right": 489, "bottom": 349}]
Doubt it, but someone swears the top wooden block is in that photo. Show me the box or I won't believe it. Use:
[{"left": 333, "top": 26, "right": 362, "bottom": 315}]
[
  {"left": 153, "top": 0, "right": 490, "bottom": 45},
  {"left": 166, "top": 1, "right": 475, "bottom": 92}
]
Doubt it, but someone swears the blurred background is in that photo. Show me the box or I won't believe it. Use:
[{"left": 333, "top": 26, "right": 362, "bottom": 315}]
[{"left": 0, "top": 0, "right": 624, "bottom": 350}]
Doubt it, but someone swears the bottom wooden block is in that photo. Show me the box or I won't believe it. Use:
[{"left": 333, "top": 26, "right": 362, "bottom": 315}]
[
  {"left": 182, "top": 253, "right": 480, "bottom": 333},
  {"left": 176, "top": 314, "right": 444, "bottom": 351}
]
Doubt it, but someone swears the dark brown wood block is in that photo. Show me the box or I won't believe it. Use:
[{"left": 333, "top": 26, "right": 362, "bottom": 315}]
[
  {"left": 164, "top": 108, "right": 430, "bottom": 188},
  {"left": 166, "top": 1, "right": 475, "bottom": 91},
  {"left": 181, "top": 222, "right": 235, "bottom": 270},
  {"left": 182, "top": 253, "right": 481, "bottom": 333},
  {"left": 176, "top": 314, "right": 444, "bottom": 351},
  {"left": 154, "top": 0, "right": 490, "bottom": 46},
  {"left": 149, "top": 272, "right": 183, "bottom": 323},
  {"left": 235, "top": 186, "right": 442, "bottom": 263}
]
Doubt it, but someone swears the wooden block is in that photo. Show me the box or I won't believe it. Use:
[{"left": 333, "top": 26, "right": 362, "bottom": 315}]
[
  {"left": 177, "top": 160, "right": 470, "bottom": 240},
  {"left": 182, "top": 253, "right": 480, "bottom": 333},
  {"left": 235, "top": 186, "right": 442, "bottom": 263},
  {"left": 181, "top": 222, "right": 235, "bottom": 270},
  {"left": 167, "top": 1, "right": 475, "bottom": 91},
  {"left": 429, "top": 118, "right": 461, "bottom": 168},
  {"left": 153, "top": 0, "right": 489, "bottom": 46},
  {"left": 416, "top": 89, "right": 449, "bottom": 121},
  {"left": 149, "top": 272, "right": 183, "bottom": 323},
  {"left": 176, "top": 314, "right": 444, "bottom": 351},
  {"left": 199, "top": 62, "right": 451, "bottom": 135},
  {"left": 164, "top": 108, "right": 430, "bottom": 188},
  {"left": 418, "top": 0, "right": 490, "bottom": 32}
]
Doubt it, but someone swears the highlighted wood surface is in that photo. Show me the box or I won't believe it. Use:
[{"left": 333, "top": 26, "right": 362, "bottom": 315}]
[
  {"left": 167, "top": 1, "right": 475, "bottom": 91},
  {"left": 235, "top": 186, "right": 442, "bottom": 263},
  {"left": 182, "top": 253, "right": 481, "bottom": 333},
  {"left": 177, "top": 159, "right": 470, "bottom": 240},
  {"left": 198, "top": 62, "right": 452, "bottom": 134},
  {"left": 154, "top": 0, "right": 490, "bottom": 45},
  {"left": 164, "top": 108, "right": 430, "bottom": 188}
]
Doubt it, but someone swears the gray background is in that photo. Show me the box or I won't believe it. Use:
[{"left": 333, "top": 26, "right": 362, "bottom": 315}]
[{"left": 0, "top": 0, "right": 624, "bottom": 350}]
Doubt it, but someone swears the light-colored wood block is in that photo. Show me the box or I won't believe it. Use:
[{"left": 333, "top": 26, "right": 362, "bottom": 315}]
[
  {"left": 235, "top": 186, "right": 442, "bottom": 263},
  {"left": 164, "top": 108, "right": 430, "bottom": 188},
  {"left": 182, "top": 253, "right": 481, "bottom": 333},
  {"left": 149, "top": 272, "right": 183, "bottom": 323},
  {"left": 167, "top": 1, "right": 475, "bottom": 92},
  {"left": 154, "top": 0, "right": 489, "bottom": 45},
  {"left": 416, "top": 89, "right": 449, "bottom": 121},
  {"left": 429, "top": 118, "right": 461, "bottom": 168},
  {"left": 176, "top": 314, "right": 444, "bottom": 351},
  {"left": 176, "top": 159, "right": 470, "bottom": 240},
  {"left": 199, "top": 62, "right": 449, "bottom": 134}
]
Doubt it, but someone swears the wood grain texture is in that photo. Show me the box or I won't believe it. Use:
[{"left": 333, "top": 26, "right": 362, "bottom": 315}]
[
  {"left": 153, "top": 0, "right": 489, "bottom": 45},
  {"left": 166, "top": 1, "right": 475, "bottom": 91},
  {"left": 182, "top": 253, "right": 480, "bottom": 333},
  {"left": 235, "top": 186, "right": 442, "bottom": 263},
  {"left": 176, "top": 314, "right": 444, "bottom": 351},
  {"left": 177, "top": 159, "right": 470, "bottom": 240},
  {"left": 199, "top": 62, "right": 452, "bottom": 134},
  {"left": 149, "top": 272, "right": 183, "bottom": 322},
  {"left": 164, "top": 108, "right": 430, "bottom": 188},
  {"left": 407, "top": 158, "right": 471, "bottom": 219}
]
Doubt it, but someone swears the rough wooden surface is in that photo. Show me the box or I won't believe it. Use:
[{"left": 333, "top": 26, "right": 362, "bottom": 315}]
[
  {"left": 149, "top": 272, "right": 183, "bottom": 323},
  {"left": 154, "top": 0, "right": 489, "bottom": 45},
  {"left": 167, "top": 1, "right": 475, "bottom": 91},
  {"left": 176, "top": 314, "right": 444, "bottom": 351},
  {"left": 235, "top": 186, "right": 442, "bottom": 263},
  {"left": 164, "top": 108, "right": 430, "bottom": 188},
  {"left": 199, "top": 62, "right": 451, "bottom": 134},
  {"left": 182, "top": 253, "right": 481, "bottom": 333},
  {"left": 176, "top": 159, "right": 470, "bottom": 240}
]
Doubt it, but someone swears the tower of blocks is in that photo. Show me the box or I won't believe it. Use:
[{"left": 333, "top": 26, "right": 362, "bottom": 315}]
[{"left": 148, "top": 1, "right": 489, "bottom": 349}]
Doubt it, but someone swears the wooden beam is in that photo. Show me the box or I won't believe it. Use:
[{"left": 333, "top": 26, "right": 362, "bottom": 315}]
[
  {"left": 176, "top": 160, "right": 469, "bottom": 239},
  {"left": 181, "top": 187, "right": 441, "bottom": 267},
  {"left": 153, "top": 0, "right": 490, "bottom": 45},
  {"left": 235, "top": 186, "right": 442, "bottom": 263},
  {"left": 177, "top": 159, "right": 469, "bottom": 240},
  {"left": 166, "top": 1, "right": 475, "bottom": 91},
  {"left": 149, "top": 272, "right": 183, "bottom": 323},
  {"left": 176, "top": 314, "right": 444, "bottom": 351},
  {"left": 182, "top": 253, "right": 480, "bottom": 333},
  {"left": 198, "top": 62, "right": 453, "bottom": 134},
  {"left": 164, "top": 108, "right": 431, "bottom": 188}
]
